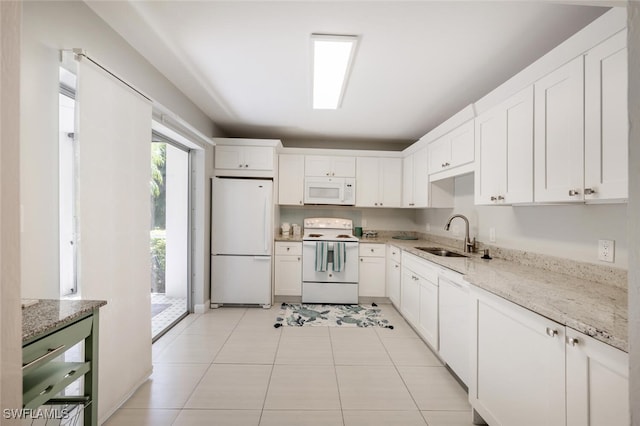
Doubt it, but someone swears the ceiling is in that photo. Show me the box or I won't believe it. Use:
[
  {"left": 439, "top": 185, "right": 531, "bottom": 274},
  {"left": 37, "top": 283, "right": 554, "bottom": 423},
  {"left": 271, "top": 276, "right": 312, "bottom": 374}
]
[{"left": 87, "top": 1, "right": 609, "bottom": 149}]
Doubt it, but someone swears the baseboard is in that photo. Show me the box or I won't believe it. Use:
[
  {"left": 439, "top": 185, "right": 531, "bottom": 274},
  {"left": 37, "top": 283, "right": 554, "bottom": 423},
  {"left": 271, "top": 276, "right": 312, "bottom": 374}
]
[
  {"left": 194, "top": 300, "right": 210, "bottom": 314},
  {"left": 99, "top": 366, "right": 153, "bottom": 425}
]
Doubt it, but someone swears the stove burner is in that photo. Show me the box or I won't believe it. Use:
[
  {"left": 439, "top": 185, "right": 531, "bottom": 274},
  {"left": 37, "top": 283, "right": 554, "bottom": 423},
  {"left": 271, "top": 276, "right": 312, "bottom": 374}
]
[
  {"left": 336, "top": 235, "right": 352, "bottom": 238},
  {"left": 308, "top": 233, "right": 323, "bottom": 238}
]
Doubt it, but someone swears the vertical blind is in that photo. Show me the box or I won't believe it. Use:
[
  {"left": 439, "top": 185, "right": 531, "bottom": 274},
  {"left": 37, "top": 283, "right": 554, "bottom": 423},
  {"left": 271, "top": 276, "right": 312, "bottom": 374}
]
[{"left": 75, "top": 55, "right": 152, "bottom": 421}]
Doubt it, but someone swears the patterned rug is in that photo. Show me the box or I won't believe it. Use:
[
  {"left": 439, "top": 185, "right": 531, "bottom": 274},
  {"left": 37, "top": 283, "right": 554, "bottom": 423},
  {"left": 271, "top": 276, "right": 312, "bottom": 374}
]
[{"left": 274, "top": 303, "right": 394, "bottom": 329}]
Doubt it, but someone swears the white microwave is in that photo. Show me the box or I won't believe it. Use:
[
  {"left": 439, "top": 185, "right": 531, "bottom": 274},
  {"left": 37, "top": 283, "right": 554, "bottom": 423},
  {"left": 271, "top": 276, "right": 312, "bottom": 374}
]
[{"left": 304, "top": 177, "right": 356, "bottom": 205}]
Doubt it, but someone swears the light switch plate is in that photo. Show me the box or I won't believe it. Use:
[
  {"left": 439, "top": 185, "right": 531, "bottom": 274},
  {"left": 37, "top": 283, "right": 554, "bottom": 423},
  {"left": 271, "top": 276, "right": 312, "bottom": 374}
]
[{"left": 598, "top": 239, "right": 615, "bottom": 263}]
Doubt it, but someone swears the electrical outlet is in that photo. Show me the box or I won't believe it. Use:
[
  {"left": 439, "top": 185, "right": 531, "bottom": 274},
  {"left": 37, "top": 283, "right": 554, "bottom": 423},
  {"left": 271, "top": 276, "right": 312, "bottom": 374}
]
[
  {"left": 598, "top": 239, "right": 615, "bottom": 263},
  {"left": 489, "top": 227, "right": 496, "bottom": 243}
]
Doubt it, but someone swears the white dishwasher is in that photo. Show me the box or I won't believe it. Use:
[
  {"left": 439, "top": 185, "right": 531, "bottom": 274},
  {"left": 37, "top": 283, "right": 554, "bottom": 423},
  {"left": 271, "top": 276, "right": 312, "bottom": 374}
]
[{"left": 438, "top": 269, "right": 470, "bottom": 386}]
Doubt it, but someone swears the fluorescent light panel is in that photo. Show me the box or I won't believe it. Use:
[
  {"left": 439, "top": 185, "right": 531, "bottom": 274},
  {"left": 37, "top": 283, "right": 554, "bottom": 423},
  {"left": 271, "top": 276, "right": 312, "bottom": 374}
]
[{"left": 312, "top": 34, "right": 358, "bottom": 109}]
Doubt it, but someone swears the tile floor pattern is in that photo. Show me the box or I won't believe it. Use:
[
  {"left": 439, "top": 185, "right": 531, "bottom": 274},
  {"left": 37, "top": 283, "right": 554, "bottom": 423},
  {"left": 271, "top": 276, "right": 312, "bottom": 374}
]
[
  {"left": 151, "top": 293, "right": 188, "bottom": 339},
  {"left": 105, "top": 304, "right": 475, "bottom": 426}
]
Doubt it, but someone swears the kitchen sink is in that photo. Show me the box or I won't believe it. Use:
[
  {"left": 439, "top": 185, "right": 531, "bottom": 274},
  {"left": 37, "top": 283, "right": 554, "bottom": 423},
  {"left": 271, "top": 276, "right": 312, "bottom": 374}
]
[{"left": 416, "top": 247, "right": 468, "bottom": 258}]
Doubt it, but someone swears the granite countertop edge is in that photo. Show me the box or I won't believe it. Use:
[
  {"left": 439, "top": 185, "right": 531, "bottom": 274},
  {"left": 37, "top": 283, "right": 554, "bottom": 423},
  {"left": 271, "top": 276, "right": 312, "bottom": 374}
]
[{"left": 22, "top": 299, "right": 107, "bottom": 343}]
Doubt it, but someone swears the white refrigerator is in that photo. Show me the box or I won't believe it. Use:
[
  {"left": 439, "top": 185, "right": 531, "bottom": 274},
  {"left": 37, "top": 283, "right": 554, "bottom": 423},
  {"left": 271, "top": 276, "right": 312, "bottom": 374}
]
[{"left": 211, "top": 177, "right": 273, "bottom": 307}]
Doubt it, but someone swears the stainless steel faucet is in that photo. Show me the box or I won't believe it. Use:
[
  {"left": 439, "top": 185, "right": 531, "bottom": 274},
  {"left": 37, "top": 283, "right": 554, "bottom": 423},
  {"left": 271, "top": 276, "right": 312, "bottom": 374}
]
[{"left": 445, "top": 214, "right": 476, "bottom": 253}]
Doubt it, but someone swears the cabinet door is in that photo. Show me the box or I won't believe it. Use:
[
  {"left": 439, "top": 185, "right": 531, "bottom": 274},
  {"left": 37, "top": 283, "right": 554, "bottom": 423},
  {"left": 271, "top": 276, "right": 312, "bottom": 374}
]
[
  {"left": 470, "top": 286, "right": 565, "bottom": 426},
  {"left": 566, "top": 328, "right": 629, "bottom": 426},
  {"left": 418, "top": 278, "right": 438, "bottom": 350},
  {"left": 475, "top": 106, "right": 506, "bottom": 205},
  {"left": 359, "top": 256, "right": 386, "bottom": 297},
  {"left": 243, "top": 146, "right": 274, "bottom": 170},
  {"left": 278, "top": 154, "right": 305, "bottom": 205},
  {"left": 534, "top": 57, "right": 585, "bottom": 203},
  {"left": 428, "top": 137, "right": 450, "bottom": 173},
  {"left": 355, "top": 157, "right": 380, "bottom": 207},
  {"left": 584, "top": 31, "right": 628, "bottom": 202},
  {"left": 215, "top": 145, "right": 244, "bottom": 170},
  {"left": 274, "top": 255, "right": 302, "bottom": 296},
  {"left": 386, "top": 258, "right": 401, "bottom": 308},
  {"left": 331, "top": 156, "right": 356, "bottom": 177},
  {"left": 305, "top": 156, "right": 332, "bottom": 176},
  {"left": 402, "top": 155, "right": 414, "bottom": 207},
  {"left": 380, "top": 157, "right": 402, "bottom": 207},
  {"left": 400, "top": 267, "right": 420, "bottom": 326},
  {"left": 412, "top": 147, "right": 429, "bottom": 207},
  {"left": 504, "top": 85, "right": 534, "bottom": 204},
  {"left": 449, "top": 120, "right": 475, "bottom": 168}
]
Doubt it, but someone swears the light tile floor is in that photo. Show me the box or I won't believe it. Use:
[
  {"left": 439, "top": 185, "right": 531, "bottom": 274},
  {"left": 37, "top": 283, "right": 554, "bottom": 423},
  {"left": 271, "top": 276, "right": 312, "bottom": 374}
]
[{"left": 104, "top": 304, "right": 475, "bottom": 426}]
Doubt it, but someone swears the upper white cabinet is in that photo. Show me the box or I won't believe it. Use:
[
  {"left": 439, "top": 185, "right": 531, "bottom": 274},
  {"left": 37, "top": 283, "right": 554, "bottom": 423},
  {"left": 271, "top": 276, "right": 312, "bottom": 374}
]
[
  {"left": 584, "top": 31, "right": 628, "bottom": 202},
  {"left": 475, "top": 86, "right": 534, "bottom": 205},
  {"left": 213, "top": 138, "right": 280, "bottom": 178},
  {"left": 534, "top": 57, "right": 585, "bottom": 203},
  {"left": 428, "top": 120, "right": 475, "bottom": 177},
  {"left": 402, "top": 147, "right": 429, "bottom": 207},
  {"left": 566, "top": 328, "right": 629, "bottom": 426},
  {"left": 305, "top": 155, "right": 355, "bottom": 177},
  {"left": 278, "top": 154, "right": 305, "bottom": 205},
  {"left": 356, "top": 157, "right": 402, "bottom": 208}
]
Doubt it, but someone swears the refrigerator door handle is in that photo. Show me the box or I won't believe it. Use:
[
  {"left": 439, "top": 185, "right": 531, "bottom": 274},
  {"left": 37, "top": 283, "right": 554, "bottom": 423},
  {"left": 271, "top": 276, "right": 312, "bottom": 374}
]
[{"left": 263, "top": 196, "right": 268, "bottom": 253}]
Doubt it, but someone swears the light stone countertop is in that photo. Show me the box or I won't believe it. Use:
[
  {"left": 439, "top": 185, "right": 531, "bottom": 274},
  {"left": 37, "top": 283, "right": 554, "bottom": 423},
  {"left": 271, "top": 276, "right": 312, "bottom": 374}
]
[
  {"left": 22, "top": 299, "right": 107, "bottom": 343},
  {"left": 274, "top": 233, "right": 627, "bottom": 351},
  {"left": 384, "top": 238, "right": 628, "bottom": 352}
]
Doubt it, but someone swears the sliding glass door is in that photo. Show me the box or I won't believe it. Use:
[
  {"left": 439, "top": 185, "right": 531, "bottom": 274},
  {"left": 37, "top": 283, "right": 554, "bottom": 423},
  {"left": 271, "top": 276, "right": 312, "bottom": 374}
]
[{"left": 150, "top": 135, "right": 191, "bottom": 340}]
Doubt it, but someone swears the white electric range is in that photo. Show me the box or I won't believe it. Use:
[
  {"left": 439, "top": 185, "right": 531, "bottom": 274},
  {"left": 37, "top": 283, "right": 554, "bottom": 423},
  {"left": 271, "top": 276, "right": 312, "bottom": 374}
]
[{"left": 302, "top": 218, "right": 359, "bottom": 304}]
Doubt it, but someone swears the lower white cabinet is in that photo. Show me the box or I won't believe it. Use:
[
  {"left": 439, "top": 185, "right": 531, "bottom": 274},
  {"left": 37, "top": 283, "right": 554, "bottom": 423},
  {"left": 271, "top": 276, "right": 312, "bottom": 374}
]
[
  {"left": 385, "top": 245, "right": 401, "bottom": 308},
  {"left": 470, "top": 284, "right": 629, "bottom": 426},
  {"left": 418, "top": 276, "right": 438, "bottom": 351},
  {"left": 470, "top": 285, "right": 566, "bottom": 426},
  {"left": 359, "top": 243, "right": 386, "bottom": 297},
  {"left": 400, "top": 266, "right": 420, "bottom": 326},
  {"left": 274, "top": 242, "right": 302, "bottom": 296},
  {"left": 566, "top": 328, "right": 629, "bottom": 426}
]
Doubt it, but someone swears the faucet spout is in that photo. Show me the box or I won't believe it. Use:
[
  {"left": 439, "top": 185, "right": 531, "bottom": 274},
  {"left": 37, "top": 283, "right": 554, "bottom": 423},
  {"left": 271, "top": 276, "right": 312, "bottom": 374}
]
[{"left": 444, "top": 214, "right": 476, "bottom": 253}]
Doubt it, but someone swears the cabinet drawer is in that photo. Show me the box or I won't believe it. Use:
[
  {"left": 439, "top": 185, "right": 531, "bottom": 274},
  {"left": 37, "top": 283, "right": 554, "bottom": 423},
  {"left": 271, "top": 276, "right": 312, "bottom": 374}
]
[
  {"left": 387, "top": 245, "right": 402, "bottom": 263},
  {"left": 23, "top": 361, "right": 91, "bottom": 409},
  {"left": 22, "top": 316, "right": 93, "bottom": 375},
  {"left": 402, "top": 252, "right": 440, "bottom": 283},
  {"left": 359, "top": 243, "right": 385, "bottom": 257},
  {"left": 275, "top": 242, "right": 302, "bottom": 255}
]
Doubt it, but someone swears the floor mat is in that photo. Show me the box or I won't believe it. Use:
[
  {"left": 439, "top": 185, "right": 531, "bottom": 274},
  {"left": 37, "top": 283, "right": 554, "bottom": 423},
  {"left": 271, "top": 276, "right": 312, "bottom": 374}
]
[{"left": 274, "top": 303, "right": 394, "bottom": 329}]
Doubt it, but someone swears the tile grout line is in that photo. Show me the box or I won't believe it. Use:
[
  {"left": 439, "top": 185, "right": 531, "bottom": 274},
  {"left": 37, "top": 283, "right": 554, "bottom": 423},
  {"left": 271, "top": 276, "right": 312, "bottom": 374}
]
[
  {"left": 327, "top": 326, "right": 347, "bottom": 426},
  {"left": 258, "top": 311, "right": 284, "bottom": 426}
]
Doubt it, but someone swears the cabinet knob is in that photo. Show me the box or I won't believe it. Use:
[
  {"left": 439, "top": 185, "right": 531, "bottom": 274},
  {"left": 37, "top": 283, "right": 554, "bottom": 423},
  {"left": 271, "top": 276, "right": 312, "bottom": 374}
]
[
  {"left": 490, "top": 196, "right": 497, "bottom": 201},
  {"left": 370, "top": 248, "right": 375, "bottom": 252},
  {"left": 245, "top": 164, "right": 249, "bottom": 168},
  {"left": 299, "top": 200, "right": 303, "bottom": 205},
  {"left": 567, "top": 337, "right": 579, "bottom": 346},
  {"left": 374, "top": 203, "right": 378, "bottom": 206},
  {"left": 569, "top": 189, "right": 580, "bottom": 196},
  {"left": 326, "top": 172, "right": 330, "bottom": 176},
  {"left": 545, "top": 327, "right": 558, "bottom": 338},
  {"left": 297, "top": 257, "right": 300, "bottom": 261},
  {"left": 584, "top": 188, "right": 596, "bottom": 195},
  {"left": 497, "top": 195, "right": 504, "bottom": 201},
  {"left": 360, "top": 258, "right": 363, "bottom": 262},
  {"left": 286, "top": 247, "right": 290, "bottom": 251},
  {"left": 238, "top": 164, "right": 243, "bottom": 168},
  {"left": 395, "top": 264, "right": 399, "bottom": 269},
  {"left": 380, "top": 203, "right": 383, "bottom": 206}
]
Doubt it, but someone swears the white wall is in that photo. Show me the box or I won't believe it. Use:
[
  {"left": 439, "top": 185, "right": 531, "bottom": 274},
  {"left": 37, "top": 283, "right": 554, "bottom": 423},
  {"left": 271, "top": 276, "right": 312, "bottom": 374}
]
[
  {"left": 20, "top": 1, "right": 217, "bottom": 298},
  {"left": 627, "top": 2, "right": 639, "bottom": 424},
  {"left": 416, "top": 174, "right": 629, "bottom": 269},
  {"left": 1, "top": 0, "right": 23, "bottom": 416}
]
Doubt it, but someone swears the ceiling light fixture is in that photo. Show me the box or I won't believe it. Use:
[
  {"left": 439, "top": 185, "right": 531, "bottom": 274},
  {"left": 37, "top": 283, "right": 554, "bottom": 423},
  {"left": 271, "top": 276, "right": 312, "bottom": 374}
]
[{"left": 311, "top": 34, "right": 359, "bottom": 110}]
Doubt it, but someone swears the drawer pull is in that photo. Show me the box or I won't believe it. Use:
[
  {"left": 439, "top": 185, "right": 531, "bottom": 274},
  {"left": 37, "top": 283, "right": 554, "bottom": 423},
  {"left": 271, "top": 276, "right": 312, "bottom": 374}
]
[
  {"left": 39, "top": 385, "right": 54, "bottom": 396},
  {"left": 22, "top": 344, "right": 66, "bottom": 370},
  {"left": 545, "top": 327, "right": 558, "bottom": 338},
  {"left": 567, "top": 337, "right": 579, "bottom": 346}
]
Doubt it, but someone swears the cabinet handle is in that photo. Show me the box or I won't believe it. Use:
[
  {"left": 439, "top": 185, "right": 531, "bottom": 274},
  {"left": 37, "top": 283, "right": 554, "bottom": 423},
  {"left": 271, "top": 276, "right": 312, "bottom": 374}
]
[
  {"left": 497, "top": 195, "right": 504, "bottom": 201},
  {"left": 22, "top": 344, "right": 66, "bottom": 370},
  {"left": 286, "top": 247, "right": 290, "bottom": 251},
  {"left": 569, "top": 189, "right": 580, "bottom": 196},
  {"left": 374, "top": 203, "right": 378, "bottom": 206},
  {"left": 584, "top": 188, "right": 596, "bottom": 195},
  {"left": 545, "top": 327, "right": 558, "bottom": 338},
  {"left": 567, "top": 337, "right": 579, "bottom": 346},
  {"left": 238, "top": 164, "right": 243, "bottom": 168},
  {"left": 490, "top": 196, "right": 497, "bottom": 201},
  {"left": 360, "top": 258, "right": 363, "bottom": 262},
  {"left": 380, "top": 203, "right": 383, "bottom": 206},
  {"left": 245, "top": 164, "right": 249, "bottom": 168},
  {"left": 394, "top": 264, "right": 399, "bottom": 269},
  {"left": 326, "top": 172, "right": 330, "bottom": 176},
  {"left": 297, "top": 257, "right": 300, "bottom": 261},
  {"left": 299, "top": 200, "right": 303, "bottom": 205},
  {"left": 370, "top": 248, "right": 375, "bottom": 252}
]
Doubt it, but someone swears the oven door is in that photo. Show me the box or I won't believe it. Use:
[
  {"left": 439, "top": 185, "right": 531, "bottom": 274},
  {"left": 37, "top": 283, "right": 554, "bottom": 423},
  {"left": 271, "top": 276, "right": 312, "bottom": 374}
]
[{"left": 302, "top": 241, "right": 358, "bottom": 283}]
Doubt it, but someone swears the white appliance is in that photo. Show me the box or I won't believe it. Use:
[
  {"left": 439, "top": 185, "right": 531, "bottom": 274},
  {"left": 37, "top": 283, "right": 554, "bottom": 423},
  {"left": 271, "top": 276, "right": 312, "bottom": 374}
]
[
  {"left": 438, "top": 269, "right": 470, "bottom": 385},
  {"left": 304, "top": 177, "right": 356, "bottom": 205},
  {"left": 211, "top": 177, "right": 272, "bottom": 307},
  {"left": 302, "top": 218, "right": 359, "bottom": 304}
]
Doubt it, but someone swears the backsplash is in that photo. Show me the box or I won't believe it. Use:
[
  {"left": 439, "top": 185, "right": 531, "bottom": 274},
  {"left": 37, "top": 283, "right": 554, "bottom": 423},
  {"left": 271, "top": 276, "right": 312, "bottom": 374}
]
[{"left": 375, "top": 230, "right": 628, "bottom": 289}]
